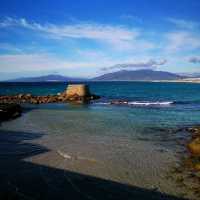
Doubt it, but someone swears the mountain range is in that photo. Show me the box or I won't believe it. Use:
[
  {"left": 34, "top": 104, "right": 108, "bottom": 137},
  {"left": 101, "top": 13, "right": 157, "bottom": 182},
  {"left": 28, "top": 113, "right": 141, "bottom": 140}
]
[
  {"left": 3, "top": 69, "right": 187, "bottom": 82},
  {"left": 93, "top": 69, "right": 184, "bottom": 81},
  {"left": 6, "top": 74, "right": 87, "bottom": 82}
]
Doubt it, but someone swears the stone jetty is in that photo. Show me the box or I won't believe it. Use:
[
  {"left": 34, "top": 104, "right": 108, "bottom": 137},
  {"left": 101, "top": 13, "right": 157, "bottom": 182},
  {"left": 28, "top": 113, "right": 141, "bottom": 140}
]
[{"left": 0, "top": 84, "right": 100, "bottom": 104}]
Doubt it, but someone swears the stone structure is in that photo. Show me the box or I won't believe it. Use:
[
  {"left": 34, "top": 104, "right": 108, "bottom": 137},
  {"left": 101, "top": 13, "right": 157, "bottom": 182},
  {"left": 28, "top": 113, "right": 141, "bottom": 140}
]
[
  {"left": 62, "top": 84, "right": 99, "bottom": 103},
  {"left": 65, "top": 84, "right": 90, "bottom": 98}
]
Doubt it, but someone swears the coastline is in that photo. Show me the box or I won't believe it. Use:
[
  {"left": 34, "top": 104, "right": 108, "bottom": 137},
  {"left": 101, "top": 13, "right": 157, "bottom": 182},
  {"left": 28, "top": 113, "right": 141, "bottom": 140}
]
[{"left": 151, "top": 78, "right": 200, "bottom": 84}]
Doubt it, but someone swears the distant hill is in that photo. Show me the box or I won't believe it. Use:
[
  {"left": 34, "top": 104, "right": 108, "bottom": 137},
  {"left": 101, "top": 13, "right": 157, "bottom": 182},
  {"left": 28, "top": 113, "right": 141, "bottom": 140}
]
[
  {"left": 93, "top": 69, "right": 185, "bottom": 81},
  {"left": 6, "top": 74, "right": 87, "bottom": 82},
  {"left": 3, "top": 70, "right": 187, "bottom": 82}
]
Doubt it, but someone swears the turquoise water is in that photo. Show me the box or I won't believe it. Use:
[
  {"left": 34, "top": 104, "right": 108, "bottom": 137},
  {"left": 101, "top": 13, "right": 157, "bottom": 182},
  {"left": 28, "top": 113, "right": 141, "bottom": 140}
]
[
  {"left": 1, "top": 82, "right": 200, "bottom": 103},
  {"left": 0, "top": 82, "right": 200, "bottom": 126},
  {"left": 1, "top": 82, "right": 200, "bottom": 142}
]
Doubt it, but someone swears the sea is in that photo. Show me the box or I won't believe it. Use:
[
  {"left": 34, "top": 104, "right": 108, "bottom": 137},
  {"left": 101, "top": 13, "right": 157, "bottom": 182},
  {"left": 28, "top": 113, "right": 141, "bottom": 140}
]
[
  {"left": 1, "top": 81, "right": 200, "bottom": 129},
  {"left": 0, "top": 81, "right": 200, "bottom": 199}
]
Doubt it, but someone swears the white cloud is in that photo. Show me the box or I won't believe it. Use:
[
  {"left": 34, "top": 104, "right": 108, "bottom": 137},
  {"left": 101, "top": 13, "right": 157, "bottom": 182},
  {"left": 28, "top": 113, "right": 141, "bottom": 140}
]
[
  {"left": 167, "top": 18, "right": 199, "bottom": 30},
  {"left": 2, "top": 17, "right": 200, "bottom": 75},
  {"left": 101, "top": 59, "right": 167, "bottom": 71},
  {"left": 165, "top": 31, "right": 200, "bottom": 52},
  {"left": 0, "top": 52, "right": 128, "bottom": 77},
  {"left": 0, "top": 52, "right": 167, "bottom": 77},
  {"left": 0, "top": 17, "right": 137, "bottom": 40},
  {"left": 189, "top": 56, "right": 200, "bottom": 63},
  {"left": 0, "top": 17, "right": 155, "bottom": 51},
  {"left": 0, "top": 53, "right": 105, "bottom": 73}
]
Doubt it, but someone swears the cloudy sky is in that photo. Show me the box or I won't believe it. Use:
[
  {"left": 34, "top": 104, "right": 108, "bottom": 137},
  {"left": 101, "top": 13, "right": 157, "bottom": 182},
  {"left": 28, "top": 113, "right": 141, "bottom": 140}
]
[{"left": 0, "top": 0, "right": 200, "bottom": 80}]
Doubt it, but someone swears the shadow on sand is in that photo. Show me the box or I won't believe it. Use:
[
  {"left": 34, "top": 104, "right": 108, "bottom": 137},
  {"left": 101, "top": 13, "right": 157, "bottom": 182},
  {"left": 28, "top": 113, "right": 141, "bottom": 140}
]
[{"left": 0, "top": 129, "right": 188, "bottom": 200}]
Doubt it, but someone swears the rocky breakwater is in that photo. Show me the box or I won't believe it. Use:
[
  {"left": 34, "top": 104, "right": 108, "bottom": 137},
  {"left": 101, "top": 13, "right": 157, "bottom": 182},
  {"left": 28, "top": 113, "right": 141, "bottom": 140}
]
[{"left": 0, "top": 84, "right": 100, "bottom": 104}]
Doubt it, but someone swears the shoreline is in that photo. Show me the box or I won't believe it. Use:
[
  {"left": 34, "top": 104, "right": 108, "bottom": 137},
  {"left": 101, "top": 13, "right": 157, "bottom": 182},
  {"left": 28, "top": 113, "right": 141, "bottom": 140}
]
[
  {"left": 0, "top": 104, "right": 198, "bottom": 199},
  {"left": 151, "top": 79, "right": 200, "bottom": 84}
]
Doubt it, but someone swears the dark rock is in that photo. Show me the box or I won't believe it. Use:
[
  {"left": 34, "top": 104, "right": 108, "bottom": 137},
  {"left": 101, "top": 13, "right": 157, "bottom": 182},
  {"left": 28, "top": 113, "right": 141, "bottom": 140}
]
[
  {"left": 187, "top": 127, "right": 200, "bottom": 139},
  {"left": 30, "top": 99, "right": 39, "bottom": 104},
  {"left": 89, "top": 94, "right": 101, "bottom": 100},
  {"left": 0, "top": 103, "right": 22, "bottom": 121}
]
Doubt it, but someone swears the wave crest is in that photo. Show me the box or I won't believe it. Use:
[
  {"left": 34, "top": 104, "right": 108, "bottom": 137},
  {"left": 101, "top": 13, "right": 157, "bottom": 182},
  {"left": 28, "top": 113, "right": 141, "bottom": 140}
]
[
  {"left": 128, "top": 101, "right": 174, "bottom": 106},
  {"left": 94, "top": 101, "right": 174, "bottom": 106}
]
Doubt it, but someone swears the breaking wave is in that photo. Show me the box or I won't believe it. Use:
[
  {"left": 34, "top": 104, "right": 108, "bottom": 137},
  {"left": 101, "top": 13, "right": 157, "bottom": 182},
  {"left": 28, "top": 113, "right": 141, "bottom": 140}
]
[
  {"left": 128, "top": 101, "right": 174, "bottom": 106},
  {"left": 94, "top": 101, "right": 174, "bottom": 106}
]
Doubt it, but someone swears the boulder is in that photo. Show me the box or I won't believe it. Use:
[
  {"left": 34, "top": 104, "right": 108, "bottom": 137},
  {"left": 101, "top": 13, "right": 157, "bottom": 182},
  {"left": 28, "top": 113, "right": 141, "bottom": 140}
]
[
  {"left": 30, "top": 99, "right": 39, "bottom": 104},
  {"left": 188, "top": 138, "right": 200, "bottom": 156},
  {"left": 25, "top": 94, "right": 32, "bottom": 99},
  {"left": 18, "top": 94, "right": 23, "bottom": 99},
  {"left": 194, "top": 163, "right": 200, "bottom": 171},
  {"left": 188, "top": 127, "right": 200, "bottom": 139},
  {"left": 0, "top": 103, "right": 22, "bottom": 121}
]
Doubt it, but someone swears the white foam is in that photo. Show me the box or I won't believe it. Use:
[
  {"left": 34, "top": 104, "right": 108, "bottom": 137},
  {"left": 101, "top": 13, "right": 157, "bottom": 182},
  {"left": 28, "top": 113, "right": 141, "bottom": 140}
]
[
  {"left": 128, "top": 101, "right": 174, "bottom": 106},
  {"left": 94, "top": 101, "right": 174, "bottom": 106},
  {"left": 94, "top": 102, "right": 110, "bottom": 105}
]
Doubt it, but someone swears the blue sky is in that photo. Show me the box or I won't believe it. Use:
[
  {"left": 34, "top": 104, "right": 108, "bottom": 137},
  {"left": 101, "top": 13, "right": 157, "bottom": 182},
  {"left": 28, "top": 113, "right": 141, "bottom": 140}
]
[{"left": 0, "top": 0, "right": 200, "bottom": 80}]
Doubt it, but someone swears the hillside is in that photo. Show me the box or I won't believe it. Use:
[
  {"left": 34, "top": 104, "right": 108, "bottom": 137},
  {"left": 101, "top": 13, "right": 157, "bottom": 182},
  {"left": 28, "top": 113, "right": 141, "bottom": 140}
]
[
  {"left": 93, "top": 70, "right": 185, "bottom": 81},
  {"left": 6, "top": 74, "right": 87, "bottom": 82}
]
